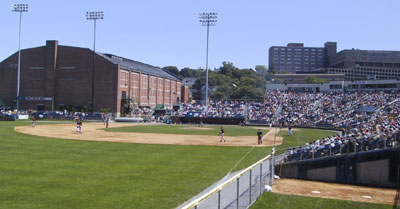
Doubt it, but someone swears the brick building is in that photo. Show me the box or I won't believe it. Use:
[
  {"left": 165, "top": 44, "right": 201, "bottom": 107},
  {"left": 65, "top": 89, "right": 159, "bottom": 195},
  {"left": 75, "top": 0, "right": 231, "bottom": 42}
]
[{"left": 0, "top": 40, "right": 187, "bottom": 114}]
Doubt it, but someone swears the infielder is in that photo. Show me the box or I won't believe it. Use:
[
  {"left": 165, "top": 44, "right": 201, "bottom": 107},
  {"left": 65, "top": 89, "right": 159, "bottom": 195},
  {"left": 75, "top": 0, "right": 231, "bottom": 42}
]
[{"left": 220, "top": 127, "right": 226, "bottom": 142}]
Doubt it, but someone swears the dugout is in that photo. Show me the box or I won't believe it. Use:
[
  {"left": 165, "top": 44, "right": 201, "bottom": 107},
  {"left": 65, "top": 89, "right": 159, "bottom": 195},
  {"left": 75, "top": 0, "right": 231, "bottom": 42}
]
[{"left": 276, "top": 147, "right": 400, "bottom": 188}]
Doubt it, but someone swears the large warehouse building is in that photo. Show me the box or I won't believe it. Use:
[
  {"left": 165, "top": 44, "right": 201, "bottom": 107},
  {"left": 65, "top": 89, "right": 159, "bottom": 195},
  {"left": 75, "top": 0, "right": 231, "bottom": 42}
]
[{"left": 0, "top": 40, "right": 187, "bottom": 114}]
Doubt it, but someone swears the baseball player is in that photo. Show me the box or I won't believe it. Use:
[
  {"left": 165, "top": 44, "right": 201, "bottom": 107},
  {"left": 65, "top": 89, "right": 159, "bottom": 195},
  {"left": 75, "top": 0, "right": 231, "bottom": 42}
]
[
  {"left": 257, "top": 129, "right": 263, "bottom": 145},
  {"left": 76, "top": 119, "right": 82, "bottom": 133},
  {"left": 220, "top": 127, "right": 226, "bottom": 142},
  {"left": 32, "top": 116, "right": 36, "bottom": 127},
  {"left": 105, "top": 115, "right": 109, "bottom": 128}
]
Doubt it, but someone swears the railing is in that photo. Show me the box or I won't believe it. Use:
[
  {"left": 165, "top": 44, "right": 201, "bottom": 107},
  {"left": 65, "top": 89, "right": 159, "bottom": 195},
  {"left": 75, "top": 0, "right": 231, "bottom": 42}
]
[
  {"left": 144, "top": 107, "right": 156, "bottom": 121},
  {"left": 273, "top": 152, "right": 288, "bottom": 166},
  {"left": 281, "top": 134, "right": 399, "bottom": 163},
  {"left": 179, "top": 151, "right": 275, "bottom": 209}
]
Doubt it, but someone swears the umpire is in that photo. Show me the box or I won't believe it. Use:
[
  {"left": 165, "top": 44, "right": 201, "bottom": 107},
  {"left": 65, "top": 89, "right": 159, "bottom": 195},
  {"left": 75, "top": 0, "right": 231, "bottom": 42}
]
[{"left": 257, "top": 129, "right": 263, "bottom": 145}]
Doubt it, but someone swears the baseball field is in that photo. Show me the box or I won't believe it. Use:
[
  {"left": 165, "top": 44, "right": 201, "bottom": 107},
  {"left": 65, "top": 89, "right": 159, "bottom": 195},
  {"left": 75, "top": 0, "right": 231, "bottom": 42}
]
[{"left": 0, "top": 121, "right": 394, "bottom": 208}]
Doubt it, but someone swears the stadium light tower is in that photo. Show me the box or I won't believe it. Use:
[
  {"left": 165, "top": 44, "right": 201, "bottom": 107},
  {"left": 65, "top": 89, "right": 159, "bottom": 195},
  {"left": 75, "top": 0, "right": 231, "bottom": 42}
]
[
  {"left": 86, "top": 11, "right": 104, "bottom": 114},
  {"left": 199, "top": 12, "right": 217, "bottom": 113},
  {"left": 12, "top": 3, "right": 28, "bottom": 111}
]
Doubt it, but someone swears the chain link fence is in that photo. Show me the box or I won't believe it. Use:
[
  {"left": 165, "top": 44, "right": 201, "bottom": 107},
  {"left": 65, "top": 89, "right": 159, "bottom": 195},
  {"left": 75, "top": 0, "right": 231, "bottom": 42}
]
[{"left": 179, "top": 152, "right": 275, "bottom": 209}]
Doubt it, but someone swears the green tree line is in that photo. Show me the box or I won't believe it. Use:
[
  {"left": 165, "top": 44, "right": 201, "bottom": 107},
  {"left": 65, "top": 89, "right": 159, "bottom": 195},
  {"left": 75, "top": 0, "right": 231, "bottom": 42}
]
[{"left": 162, "top": 62, "right": 268, "bottom": 101}]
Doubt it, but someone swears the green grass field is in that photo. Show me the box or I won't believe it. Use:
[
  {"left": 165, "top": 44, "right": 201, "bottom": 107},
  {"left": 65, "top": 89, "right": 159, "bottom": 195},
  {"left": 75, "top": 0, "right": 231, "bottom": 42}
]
[
  {"left": 0, "top": 121, "right": 350, "bottom": 209},
  {"left": 104, "top": 124, "right": 265, "bottom": 136},
  {"left": 250, "top": 192, "right": 391, "bottom": 209},
  {"left": 0, "top": 121, "right": 272, "bottom": 209}
]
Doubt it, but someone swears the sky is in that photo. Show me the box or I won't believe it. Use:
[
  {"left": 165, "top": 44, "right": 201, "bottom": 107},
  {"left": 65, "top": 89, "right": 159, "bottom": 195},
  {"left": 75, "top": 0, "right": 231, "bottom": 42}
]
[{"left": 0, "top": 0, "right": 399, "bottom": 70}]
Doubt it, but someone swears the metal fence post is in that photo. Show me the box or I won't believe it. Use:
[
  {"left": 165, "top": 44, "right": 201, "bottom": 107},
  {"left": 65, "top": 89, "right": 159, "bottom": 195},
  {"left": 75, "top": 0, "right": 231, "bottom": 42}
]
[
  {"left": 259, "top": 163, "right": 262, "bottom": 196},
  {"left": 218, "top": 190, "right": 221, "bottom": 209},
  {"left": 249, "top": 169, "right": 252, "bottom": 204},
  {"left": 272, "top": 155, "right": 275, "bottom": 185},
  {"left": 237, "top": 178, "right": 240, "bottom": 209},
  {"left": 269, "top": 155, "right": 273, "bottom": 184}
]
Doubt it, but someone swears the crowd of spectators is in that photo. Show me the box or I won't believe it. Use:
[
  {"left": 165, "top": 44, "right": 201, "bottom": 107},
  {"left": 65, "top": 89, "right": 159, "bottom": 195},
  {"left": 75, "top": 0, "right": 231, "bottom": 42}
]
[
  {"left": 15, "top": 109, "right": 104, "bottom": 120},
  {"left": 176, "top": 90, "right": 400, "bottom": 160},
  {"left": 130, "top": 106, "right": 152, "bottom": 118},
  {"left": 178, "top": 90, "right": 399, "bottom": 129},
  {"left": 178, "top": 100, "right": 247, "bottom": 118},
  {"left": 284, "top": 91, "right": 400, "bottom": 161},
  {"left": 0, "top": 106, "right": 14, "bottom": 118}
]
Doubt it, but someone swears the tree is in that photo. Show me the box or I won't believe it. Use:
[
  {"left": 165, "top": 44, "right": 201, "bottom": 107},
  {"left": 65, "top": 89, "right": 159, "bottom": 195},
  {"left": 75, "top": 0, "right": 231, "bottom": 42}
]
[
  {"left": 179, "top": 67, "right": 198, "bottom": 77},
  {"left": 268, "top": 65, "right": 275, "bottom": 74},
  {"left": 210, "top": 91, "right": 224, "bottom": 100},
  {"left": 217, "top": 61, "right": 236, "bottom": 77},
  {"left": 185, "top": 61, "right": 268, "bottom": 101},
  {"left": 255, "top": 65, "right": 267, "bottom": 74},
  {"left": 212, "top": 84, "right": 231, "bottom": 100},
  {"left": 193, "top": 77, "right": 205, "bottom": 90},
  {"left": 192, "top": 89, "right": 203, "bottom": 101},
  {"left": 254, "top": 77, "right": 267, "bottom": 89},
  {"left": 162, "top": 66, "right": 179, "bottom": 76},
  {"left": 304, "top": 76, "right": 327, "bottom": 83},
  {"left": 240, "top": 77, "right": 256, "bottom": 87}
]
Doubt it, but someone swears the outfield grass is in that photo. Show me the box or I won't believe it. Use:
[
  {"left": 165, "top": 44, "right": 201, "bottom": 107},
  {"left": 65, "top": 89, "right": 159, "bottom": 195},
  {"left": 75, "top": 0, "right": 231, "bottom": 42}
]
[
  {"left": 250, "top": 192, "right": 391, "bottom": 209},
  {"left": 275, "top": 128, "right": 337, "bottom": 154},
  {"left": 0, "top": 121, "right": 272, "bottom": 209},
  {"left": 0, "top": 122, "right": 337, "bottom": 209},
  {"left": 104, "top": 124, "right": 265, "bottom": 136}
]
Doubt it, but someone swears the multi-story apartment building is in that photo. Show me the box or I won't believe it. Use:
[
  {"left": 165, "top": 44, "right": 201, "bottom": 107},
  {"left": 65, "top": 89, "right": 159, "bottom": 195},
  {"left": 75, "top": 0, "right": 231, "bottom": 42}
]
[
  {"left": 268, "top": 42, "right": 337, "bottom": 73},
  {"left": 270, "top": 42, "right": 400, "bottom": 80},
  {"left": 330, "top": 49, "right": 400, "bottom": 69}
]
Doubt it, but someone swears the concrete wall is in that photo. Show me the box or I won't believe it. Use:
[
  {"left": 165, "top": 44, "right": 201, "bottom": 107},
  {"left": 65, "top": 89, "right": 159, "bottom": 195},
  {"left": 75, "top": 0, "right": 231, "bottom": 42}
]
[
  {"left": 280, "top": 163, "right": 298, "bottom": 178},
  {"left": 277, "top": 149, "right": 400, "bottom": 188},
  {"left": 357, "top": 159, "right": 396, "bottom": 188},
  {"left": 308, "top": 166, "right": 336, "bottom": 182}
]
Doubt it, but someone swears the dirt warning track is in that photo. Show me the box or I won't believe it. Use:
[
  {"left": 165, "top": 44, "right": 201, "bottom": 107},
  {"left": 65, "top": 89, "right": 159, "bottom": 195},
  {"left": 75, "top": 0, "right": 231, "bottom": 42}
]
[
  {"left": 273, "top": 178, "right": 397, "bottom": 205},
  {"left": 15, "top": 123, "right": 284, "bottom": 147}
]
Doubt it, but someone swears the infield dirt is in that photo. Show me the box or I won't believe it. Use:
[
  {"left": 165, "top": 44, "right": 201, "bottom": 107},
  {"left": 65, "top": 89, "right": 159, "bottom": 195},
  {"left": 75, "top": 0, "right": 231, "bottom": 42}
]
[{"left": 15, "top": 122, "right": 283, "bottom": 147}]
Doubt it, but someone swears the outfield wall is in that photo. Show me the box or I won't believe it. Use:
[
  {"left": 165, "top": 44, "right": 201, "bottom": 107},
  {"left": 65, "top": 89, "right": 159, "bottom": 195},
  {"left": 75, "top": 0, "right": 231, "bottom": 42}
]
[{"left": 276, "top": 148, "right": 400, "bottom": 188}]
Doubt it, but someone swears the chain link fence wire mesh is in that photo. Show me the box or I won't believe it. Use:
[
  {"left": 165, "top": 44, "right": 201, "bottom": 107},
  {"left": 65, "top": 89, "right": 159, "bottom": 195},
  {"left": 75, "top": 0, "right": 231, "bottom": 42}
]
[{"left": 179, "top": 152, "right": 275, "bottom": 209}]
